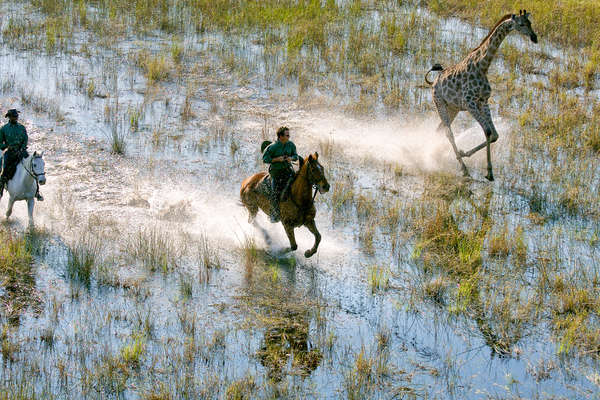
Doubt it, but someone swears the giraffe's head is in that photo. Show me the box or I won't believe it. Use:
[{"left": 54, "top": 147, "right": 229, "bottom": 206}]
[{"left": 511, "top": 10, "right": 537, "bottom": 44}]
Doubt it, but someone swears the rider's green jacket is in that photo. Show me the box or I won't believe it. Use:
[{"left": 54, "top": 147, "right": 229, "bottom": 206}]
[
  {"left": 0, "top": 122, "right": 28, "bottom": 151},
  {"left": 263, "top": 140, "right": 298, "bottom": 174}
]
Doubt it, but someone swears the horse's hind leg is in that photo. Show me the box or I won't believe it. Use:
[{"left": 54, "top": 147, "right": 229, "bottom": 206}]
[
  {"left": 27, "top": 198, "right": 34, "bottom": 227},
  {"left": 303, "top": 219, "right": 321, "bottom": 258},
  {"left": 6, "top": 197, "right": 15, "bottom": 219},
  {"left": 240, "top": 188, "right": 259, "bottom": 223}
]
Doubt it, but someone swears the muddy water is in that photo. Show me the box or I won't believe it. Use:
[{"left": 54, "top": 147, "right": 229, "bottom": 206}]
[{"left": 0, "top": 4, "right": 598, "bottom": 400}]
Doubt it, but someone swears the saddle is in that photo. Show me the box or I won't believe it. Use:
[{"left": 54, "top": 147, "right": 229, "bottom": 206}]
[
  {"left": 256, "top": 174, "right": 296, "bottom": 201},
  {"left": 0, "top": 148, "right": 27, "bottom": 181},
  {"left": 257, "top": 171, "right": 296, "bottom": 201}
]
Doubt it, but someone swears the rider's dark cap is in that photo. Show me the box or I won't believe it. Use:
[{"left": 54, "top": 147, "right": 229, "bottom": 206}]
[{"left": 4, "top": 109, "right": 19, "bottom": 118}]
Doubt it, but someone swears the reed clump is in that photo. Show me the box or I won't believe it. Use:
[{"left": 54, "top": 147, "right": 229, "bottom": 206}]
[{"left": 0, "top": 230, "right": 39, "bottom": 323}]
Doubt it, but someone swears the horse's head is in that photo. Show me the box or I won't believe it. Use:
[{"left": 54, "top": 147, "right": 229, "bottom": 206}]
[
  {"left": 31, "top": 151, "right": 46, "bottom": 185},
  {"left": 305, "top": 152, "right": 330, "bottom": 194}
]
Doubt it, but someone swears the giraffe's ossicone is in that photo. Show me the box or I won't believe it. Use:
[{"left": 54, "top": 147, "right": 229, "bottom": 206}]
[{"left": 426, "top": 10, "right": 538, "bottom": 181}]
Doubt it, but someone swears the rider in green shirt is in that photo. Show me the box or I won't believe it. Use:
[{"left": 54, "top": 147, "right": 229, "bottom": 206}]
[
  {"left": 263, "top": 126, "right": 298, "bottom": 222},
  {"left": 0, "top": 109, "right": 43, "bottom": 200}
]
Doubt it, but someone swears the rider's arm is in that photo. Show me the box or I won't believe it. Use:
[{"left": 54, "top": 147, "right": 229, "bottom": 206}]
[
  {"left": 263, "top": 145, "right": 285, "bottom": 163},
  {"left": 263, "top": 145, "right": 274, "bottom": 164},
  {"left": 21, "top": 126, "right": 28, "bottom": 150},
  {"left": 289, "top": 142, "right": 298, "bottom": 162},
  {"left": 0, "top": 127, "right": 5, "bottom": 151}
]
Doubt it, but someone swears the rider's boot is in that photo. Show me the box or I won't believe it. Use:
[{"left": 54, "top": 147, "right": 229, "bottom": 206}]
[{"left": 33, "top": 180, "right": 44, "bottom": 201}]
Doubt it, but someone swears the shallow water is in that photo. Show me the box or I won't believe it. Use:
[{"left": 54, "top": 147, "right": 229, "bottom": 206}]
[{"left": 0, "top": 2, "right": 599, "bottom": 399}]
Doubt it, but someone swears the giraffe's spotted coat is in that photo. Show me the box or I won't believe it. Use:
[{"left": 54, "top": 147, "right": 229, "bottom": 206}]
[{"left": 429, "top": 12, "right": 538, "bottom": 181}]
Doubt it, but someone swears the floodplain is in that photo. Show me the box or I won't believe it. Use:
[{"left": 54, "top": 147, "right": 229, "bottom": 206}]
[{"left": 0, "top": 0, "right": 599, "bottom": 398}]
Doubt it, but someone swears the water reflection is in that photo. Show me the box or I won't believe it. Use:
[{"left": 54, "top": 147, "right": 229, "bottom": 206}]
[
  {"left": 239, "top": 249, "right": 323, "bottom": 381},
  {"left": 416, "top": 176, "right": 525, "bottom": 357}
]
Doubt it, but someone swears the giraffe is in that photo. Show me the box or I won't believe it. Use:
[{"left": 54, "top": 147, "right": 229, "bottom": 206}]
[{"left": 425, "top": 10, "right": 538, "bottom": 181}]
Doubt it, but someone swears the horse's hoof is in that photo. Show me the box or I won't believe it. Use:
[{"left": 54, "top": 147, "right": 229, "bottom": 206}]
[
  {"left": 486, "top": 174, "right": 495, "bottom": 182},
  {"left": 290, "top": 245, "right": 298, "bottom": 251},
  {"left": 304, "top": 249, "right": 315, "bottom": 258}
]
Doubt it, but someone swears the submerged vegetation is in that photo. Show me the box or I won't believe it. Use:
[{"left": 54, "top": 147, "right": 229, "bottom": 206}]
[{"left": 0, "top": 0, "right": 599, "bottom": 398}]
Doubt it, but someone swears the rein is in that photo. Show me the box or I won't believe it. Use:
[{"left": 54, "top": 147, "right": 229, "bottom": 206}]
[
  {"left": 287, "top": 164, "right": 320, "bottom": 212},
  {"left": 21, "top": 156, "right": 43, "bottom": 181}
]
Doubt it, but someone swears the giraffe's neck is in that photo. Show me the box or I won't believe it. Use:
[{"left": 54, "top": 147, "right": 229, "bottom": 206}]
[{"left": 471, "top": 20, "right": 513, "bottom": 75}]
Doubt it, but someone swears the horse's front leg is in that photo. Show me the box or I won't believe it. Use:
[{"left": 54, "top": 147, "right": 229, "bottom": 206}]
[
  {"left": 303, "top": 219, "right": 321, "bottom": 258},
  {"left": 27, "top": 198, "right": 35, "bottom": 227},
  {"left": 6, "top": 196, "right": 15, "bottom": 219},
  {"left": 282, "top": 222, "right": 298, "bottom": 252}
]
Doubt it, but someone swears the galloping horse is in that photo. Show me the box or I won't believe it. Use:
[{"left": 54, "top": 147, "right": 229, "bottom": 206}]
[
  {"left": 2, "top": 151, "right": 46, "bottom": 226},
  {"left": 240, "top": 152, "right": 330, "bottom": 258}
]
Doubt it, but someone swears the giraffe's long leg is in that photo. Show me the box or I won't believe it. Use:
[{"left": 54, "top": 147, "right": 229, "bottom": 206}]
[
  {"left": 436, "top": 106, "right": 458, "bottom": 133},
  {"left": 434, "top": 98, "right": 469, "bottom": 176},
  {"left": 462, "top": 102, "right": 497, "bottom": 181}
]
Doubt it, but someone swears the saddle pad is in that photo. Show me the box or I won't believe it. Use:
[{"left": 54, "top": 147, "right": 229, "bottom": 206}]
[{"left": 256, "top": 174, "right": 273, "bottom": 197}]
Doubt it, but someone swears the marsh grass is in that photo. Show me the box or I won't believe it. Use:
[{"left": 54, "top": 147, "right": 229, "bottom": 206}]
[
  {"left": 344, "top": 347, "right": 379, "bottom": 400},
  {"left": 67, "top": 235, "right": 101, "bottom": 287},
  {"left": 197, "top": 232, "right": 222, "bottom": 272},
  {"left": 92, "top": 353, "right": 129, "bottom": 396},
  {"left": 135, "top": 49, "right": 174, "bottom": 84},
  {"left": 107, "top": 118, "right": 127, "bottom": 155},
  {"left": 225, "top": 376, "right": 256, "bottom": 400},
  {"left": 423, "top": 276, "right": 449, "bottom": 305},
  {"left": 0, "top": 229, "right": 39, "bottom": 323},
  {"left": 128, "top": 227, "right": 178, "bottom": 273},
  {"left": 179, "top": 272, "right": 193, "bottom": 300},
  {"left": 18, "top": 86, "right": 64, "bottom": 122},
  {"left": 23, "top": 227, "right": 50, "bottom": 257},
  {"left": 368, "top": 265, "right": 390, "bottom": 294},
  {"left": 0, "top": 324, "right": 19, "bottom": 363},
  {"left": 128, "top": 104, "right": 143, "bottom": 132},
  {"left": 120, "top": 332, "right": 146, "bottom": 368}
]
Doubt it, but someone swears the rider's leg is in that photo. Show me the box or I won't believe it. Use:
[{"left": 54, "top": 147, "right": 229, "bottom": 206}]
[
  {"left": 280, "top": 169, "right": 294, "bottom": 202},
  {"left": 0, "top": 151, "right": 10, "bottom": 199},
  {"left": 269, "top": 175, "right": 281, "bottom": 223}
]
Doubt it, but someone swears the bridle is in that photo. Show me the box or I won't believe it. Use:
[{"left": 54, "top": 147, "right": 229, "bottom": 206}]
[
  {"left": 306, "top": 160, "right": 325, "bottom": 202},
  {"left": 21, "top": 155, "right": 45, "bottom": 182}
]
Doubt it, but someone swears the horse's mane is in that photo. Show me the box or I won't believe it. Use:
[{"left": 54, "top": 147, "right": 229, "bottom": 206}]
[
  {"left": 471, "top": 14, "right": 512, "bottom": 53},
  {"left": 296, "top": 156, "right": 306, "bottom": 177}
]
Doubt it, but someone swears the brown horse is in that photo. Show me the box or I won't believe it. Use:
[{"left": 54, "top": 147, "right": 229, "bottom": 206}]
[{"left": 240, "top": 152, "right": 330, "bottom": 258}]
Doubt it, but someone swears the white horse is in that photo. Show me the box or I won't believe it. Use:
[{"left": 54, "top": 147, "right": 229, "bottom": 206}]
[{"left": 3, "top": 151, "right": 46, "bottom": 226}]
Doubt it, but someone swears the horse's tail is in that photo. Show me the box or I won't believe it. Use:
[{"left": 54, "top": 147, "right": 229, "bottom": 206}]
[{"left": 425, "top": 63, "right": 444, "bottom": 85}]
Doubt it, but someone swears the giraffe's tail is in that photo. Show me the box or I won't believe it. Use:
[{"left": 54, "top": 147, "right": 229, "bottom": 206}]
[{"left": 425, "top": 63, "right": 444, "bottom": 85}]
